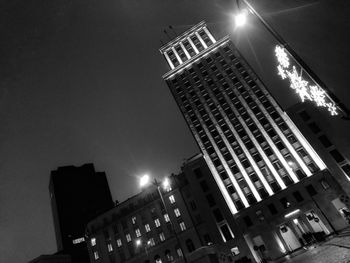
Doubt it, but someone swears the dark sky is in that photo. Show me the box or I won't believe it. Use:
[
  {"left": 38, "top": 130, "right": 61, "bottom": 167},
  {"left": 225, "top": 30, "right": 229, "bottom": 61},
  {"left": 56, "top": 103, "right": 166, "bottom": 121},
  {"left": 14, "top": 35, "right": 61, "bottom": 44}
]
[{"left": 1, "top": 0, "right": 350, "bottom": 262}]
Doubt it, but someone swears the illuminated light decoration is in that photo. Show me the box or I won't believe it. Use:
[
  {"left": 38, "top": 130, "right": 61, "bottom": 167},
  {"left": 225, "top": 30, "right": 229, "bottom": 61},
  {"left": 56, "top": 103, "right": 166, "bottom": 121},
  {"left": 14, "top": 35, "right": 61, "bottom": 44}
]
[
  {"left": 277, "top": 65, "right": 287, "bottom": 79},
  {"left": 274, "top": 45, "right": 338, "bottom": 116},
  {"left": 275, "top": 46, "right": 290, "bottom": 68},
  {"left": 284, "top": 209, "right": 300, "bottom": 218},
  {"left": 287, "top": 66, "right": 311, "bottom": 102},
  {"left": 327, "top": 102, "right": 338, "bottom": 116},
  {"left": 309, "top": 85, "right": 326, "bottom": 107}
]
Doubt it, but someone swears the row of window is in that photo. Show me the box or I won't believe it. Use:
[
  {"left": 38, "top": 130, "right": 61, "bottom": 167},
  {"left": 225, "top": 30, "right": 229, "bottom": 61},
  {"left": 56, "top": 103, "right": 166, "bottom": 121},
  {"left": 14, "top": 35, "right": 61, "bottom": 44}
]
[
  {"left": 298, "top": 110, "right": 350, "bottom": 178},
  {"left": 242, "top": 182, "right": 324, "bottom": 227},
  {"left": 91, "top": 221, "right": 188, "bottom": 261},
  {"left": 165, "top": 28, "right": 213, "bottom": 68}
]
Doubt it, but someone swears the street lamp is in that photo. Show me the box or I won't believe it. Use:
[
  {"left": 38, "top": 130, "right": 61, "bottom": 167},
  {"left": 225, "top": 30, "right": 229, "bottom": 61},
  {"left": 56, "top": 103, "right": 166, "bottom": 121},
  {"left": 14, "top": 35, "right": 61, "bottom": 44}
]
[
  {"left": 135, "top": 238, "right": 150, "bottom": 259},
  {"left": 139, "top": 175, "right": 188, "bottom": 263},
  {"left": 234, "top": 0, "right": 350, "bottom": 119}
]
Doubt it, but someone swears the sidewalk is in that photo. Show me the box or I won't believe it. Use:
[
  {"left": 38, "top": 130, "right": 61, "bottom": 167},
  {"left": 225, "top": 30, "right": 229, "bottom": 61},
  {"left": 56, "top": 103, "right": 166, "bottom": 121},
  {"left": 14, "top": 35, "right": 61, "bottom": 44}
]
[{"left": 275, "top": 228, "right": 350, "bottom": 263}]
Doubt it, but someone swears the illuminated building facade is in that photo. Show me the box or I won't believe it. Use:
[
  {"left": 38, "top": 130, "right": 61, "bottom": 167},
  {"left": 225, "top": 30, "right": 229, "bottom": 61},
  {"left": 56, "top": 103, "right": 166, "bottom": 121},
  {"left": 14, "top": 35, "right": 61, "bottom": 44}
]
[
  {"left": 161, "top": 21, "right": 326, "bottom": 215},
  {"left": 160, "top": 22, "right": 350, "bottom": 261}
]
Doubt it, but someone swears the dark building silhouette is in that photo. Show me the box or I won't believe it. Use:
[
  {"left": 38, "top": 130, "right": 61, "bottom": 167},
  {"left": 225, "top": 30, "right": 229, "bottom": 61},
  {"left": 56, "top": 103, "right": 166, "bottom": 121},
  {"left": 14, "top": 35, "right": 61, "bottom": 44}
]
[{"left": 49, "top": 163, "right": 114, "bottom": 263}]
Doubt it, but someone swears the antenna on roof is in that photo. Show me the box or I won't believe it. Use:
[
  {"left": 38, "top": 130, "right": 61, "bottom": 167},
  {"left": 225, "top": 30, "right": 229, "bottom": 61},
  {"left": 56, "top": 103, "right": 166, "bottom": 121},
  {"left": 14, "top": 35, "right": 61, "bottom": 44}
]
[
  {"left": 169, "top": 25, "right": 177, "bottom": 37},
  {"left": 163, "top": 29, "right": 172, "bottom": 40}
]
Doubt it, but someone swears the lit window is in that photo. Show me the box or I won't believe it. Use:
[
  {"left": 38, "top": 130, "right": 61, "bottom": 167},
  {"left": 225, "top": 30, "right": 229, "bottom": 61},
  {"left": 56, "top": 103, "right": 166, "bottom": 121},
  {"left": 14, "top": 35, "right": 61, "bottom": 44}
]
[
  {"left": 231, "top": 247, "right": 240, "bottom": 256},
  {"left": 91, "top": 237, "right": 96, "bottom": 246},
  {"left": 135, "top": 228, "right": 141, "bottom": 237},
  {"left": 169, "top": 195, "right": 176, "bottom": 204},
  {"left": 107, "top": 243, "right": 113, "bottom": 252},
  {"left": 149, "top": 238, "right": 155, "bottom": 247},
  {"left": 174, "top": 208, "right": 181, "bottom": 217},
  {"left": 159, "top": 232, "right": 166, "bottom": 242},
  {"left": 131, "top": 216, "right": 137, "bottom": 224},
  {"left": 94, "top": 251, "right": 99, "bottom": 260},
  {"left": 116, "top": 239, "right": 122, "bottom": 247},
  {"left": 155, "top": 218, "right": 161, "bottom": 227},
  {"left": 72, "top": 237, "right": 85, "bottom": 244},
  {"left": 164, "top": 214, "right": 170, "bottom": 222},
  {"left": 145, "top": 224, "right": 151, "bottom": 232},
  {"left": 126, "top": 234, "right": 131, "bottom": 242},
  {"left": 177, "top": 248, "right": 183, "bottom": 257},
  {"left": 179, "top": 221, "right": 186, "bottom": 231}
]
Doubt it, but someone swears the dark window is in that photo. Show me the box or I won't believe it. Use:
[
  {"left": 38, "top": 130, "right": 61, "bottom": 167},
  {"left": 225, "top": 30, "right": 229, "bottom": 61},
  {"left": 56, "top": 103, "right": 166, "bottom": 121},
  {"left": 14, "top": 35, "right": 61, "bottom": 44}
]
[
  {"left": 299, "top": 110, "right": 311, "bottom": 121},
  {"left": 220, "top": 171, "right": 229, "bottom": 180},
  {"left": 268, "top": 203, "right": 278, "bottom": 215},
  {"left": 293, "top": 191, "right": 304, "bottom": 202},
  {"left": 190, "top": 201, "right": 197, "bottom": 211},
  {"left": 342, "top": 164, "right": 350, "bottom": 178},
  {"left": 200, "top": 180, "right": 209, "bottom": 192},
  {"left": 206, "top": 194, "right": 216, "bottom": 207},
  {"left": 186, "top": 239, "right": 195, "bottom": 253},
  {"left": 288, "top": 135, "right": 297, "bottom": 143},
  {"left": 220, "top": 224, "right": 234, "bottom": 241},
  {"left": 204, "top": 234, "right": 212, "bottom": 244},
  {"left": 308, "top": 122, "right": 321, "bottom": 134},
  {"left": 252, "top": 153, "right": 262, "bottom": 162},
  {"left": 227, "top": 185, "right": 235, "bottom": 195},
  {"left": 320, "top": 180, "right": 330, "bottom": 190},
  {"left": 235, "top": 200, "right": 245, "bottom": 211},
  {"left": 243, "top": 216, "right": 253, "bottom": 227},
  {"left": 308, "top": 163, "right": 319, "bottom": 173},
  {"left": 193, "top": 168, "right": 203, "bottom": 178},
  {"left": 296, "top": 170, "right": 307, "bottom": 180},
  {"left": 276, "top": 141, "right": 285, "bottom": 150},
  {"left": 213, "top": 208, "right": 224, "bottom": 222},
  {"left": 264, "top": 147, "right": 273, "bottom": 156},
  {"left": 305, "top": 184, "right": 317, "bottom": 196},
  {"left": 242, "top": 159, "right": 250, "bottom": 168},
  {"left": 270, "top": 182, "right": 281, "bottom": 193},
  {"left": 330, "top": 149, "right": 345, "bottom": 163},
  {"left": 247, "top": 194, "right": 257, "bottom": 205},
  {"left": 318, "top": 135, "right": 332, "bottom": 148},
  {"left": 280, "top": 197, "right": 290, "bottom": 208}
]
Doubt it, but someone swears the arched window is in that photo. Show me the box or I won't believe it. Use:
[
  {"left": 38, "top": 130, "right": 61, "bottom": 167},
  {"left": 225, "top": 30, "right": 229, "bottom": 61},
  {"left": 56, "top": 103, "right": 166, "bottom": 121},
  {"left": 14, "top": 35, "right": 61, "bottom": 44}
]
[
  {"left": 154, "top": 255, "right": 162, "bottom": 263},
  {"left": 186, "top": 239, "right": 195, "bottom": 253}
]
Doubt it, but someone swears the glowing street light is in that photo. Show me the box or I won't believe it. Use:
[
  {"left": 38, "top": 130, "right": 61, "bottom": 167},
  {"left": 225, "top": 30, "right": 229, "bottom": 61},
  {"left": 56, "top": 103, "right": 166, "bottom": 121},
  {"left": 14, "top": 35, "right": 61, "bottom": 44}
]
[
  {"left": 234, "top": 10, "right": 248, "bottom": 27},
  {"left": 162, "top": 177, "right": 170, "bottom": 190},
  {"left": 139, "top": 174, "right": 150, "bottom": 187}
]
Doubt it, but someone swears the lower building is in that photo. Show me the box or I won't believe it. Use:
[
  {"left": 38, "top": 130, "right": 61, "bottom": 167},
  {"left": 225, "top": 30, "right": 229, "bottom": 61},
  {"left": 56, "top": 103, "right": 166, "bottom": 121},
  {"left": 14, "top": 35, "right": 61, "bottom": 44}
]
[
  {"left": 85, "top": 173, "right": 243, "bottom": 263},
  {"left": 182, "top": 154, "right": 350, "bottom": 262},
  {"left": 86, "top": 154, "right": 349, "bottom": 263}
]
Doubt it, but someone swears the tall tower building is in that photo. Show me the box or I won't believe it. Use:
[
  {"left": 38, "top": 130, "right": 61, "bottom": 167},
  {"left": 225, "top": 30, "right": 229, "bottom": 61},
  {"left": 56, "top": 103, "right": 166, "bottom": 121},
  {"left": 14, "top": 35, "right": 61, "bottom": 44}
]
[
  {"left": 49, "top": 163, "right": 114, "bottom": 263},
  {"left": 160, "top": 22, "right": 350, "bottom": 261},
  {"left": 160, "top": 21, "right": 326, "bottom": 214}
]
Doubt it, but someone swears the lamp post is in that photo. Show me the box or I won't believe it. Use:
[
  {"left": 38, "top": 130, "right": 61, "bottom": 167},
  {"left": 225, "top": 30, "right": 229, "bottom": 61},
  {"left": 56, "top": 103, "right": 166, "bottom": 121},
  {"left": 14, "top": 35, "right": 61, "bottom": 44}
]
[
  {"left": 234, "top": 0, "right": 350, "bottom": 120},
  {"left": 140, "top": 175, "right": 188, "bottom": 263},
  {"left": 135, "top": 238, "right": 150, "bottom": 259}
]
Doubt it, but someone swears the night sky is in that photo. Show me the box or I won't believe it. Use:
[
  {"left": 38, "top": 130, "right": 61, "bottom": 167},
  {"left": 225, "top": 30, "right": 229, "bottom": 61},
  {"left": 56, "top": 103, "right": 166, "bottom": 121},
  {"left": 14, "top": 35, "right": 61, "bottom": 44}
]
[{"left": 1, "top": 0, "right": 350, "bottom": 262}]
